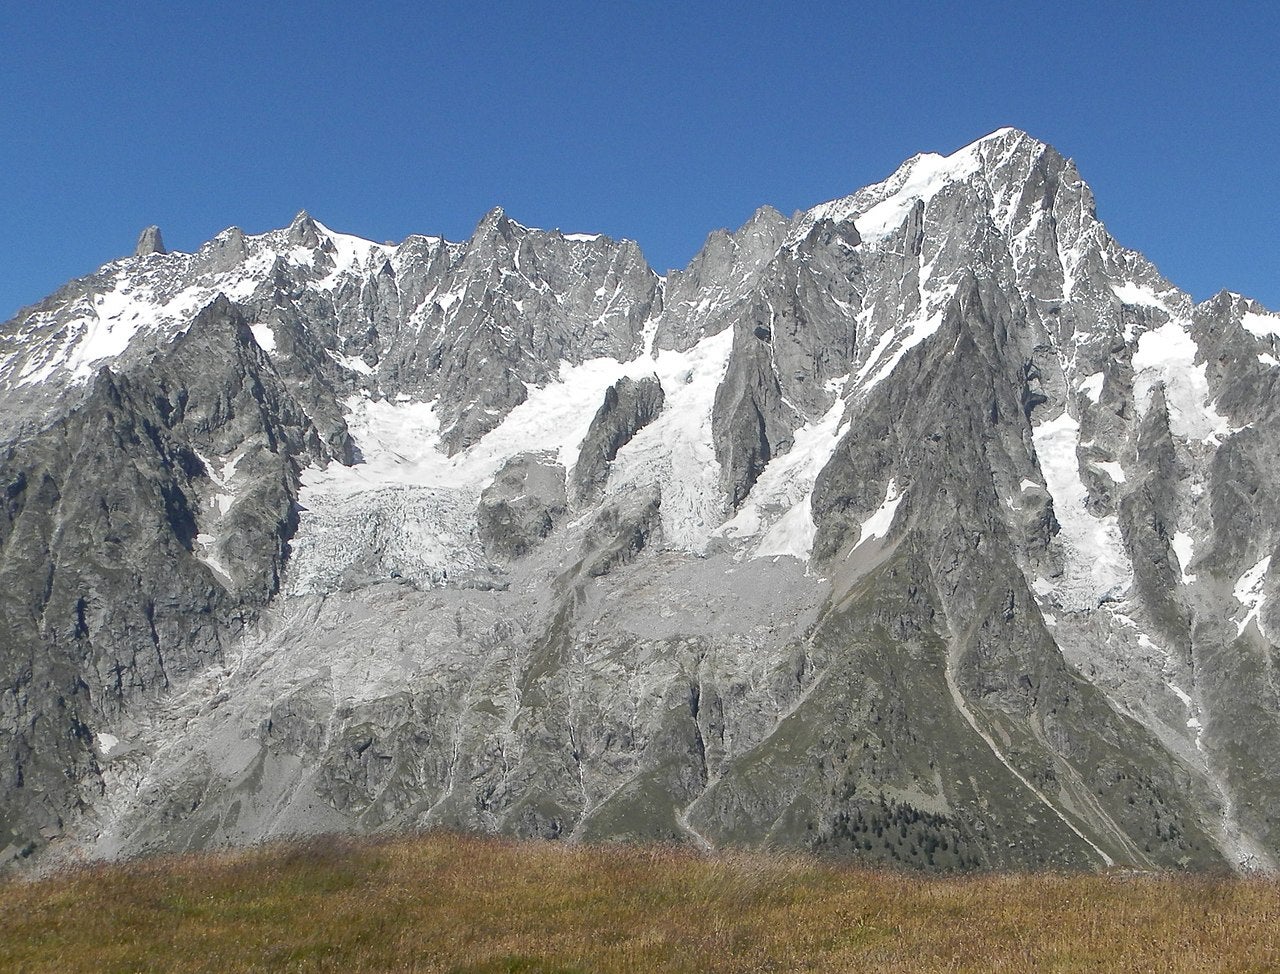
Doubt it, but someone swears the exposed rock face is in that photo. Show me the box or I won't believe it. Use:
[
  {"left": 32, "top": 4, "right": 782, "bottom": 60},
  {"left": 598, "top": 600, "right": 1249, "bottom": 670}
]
[
  {"left": 572, "top": 377, "right": 665, "bottom": 504},
  {"left": 3, "top": 128, "right": 1280, "bottom": 875},
  {"left": 134, "top": 226, "right": 166, "bottom": 257},
  {"left": 0, "top": 295, "right": 344, "bottom": 854},
  {"left": 478, "top": 454, "right": 567, "bottom": 561}
]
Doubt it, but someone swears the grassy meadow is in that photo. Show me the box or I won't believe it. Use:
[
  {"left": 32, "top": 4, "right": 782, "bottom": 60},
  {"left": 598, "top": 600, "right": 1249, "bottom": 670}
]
[{"left": 2, "top": 831, "right": 1278, "bottom": 973}]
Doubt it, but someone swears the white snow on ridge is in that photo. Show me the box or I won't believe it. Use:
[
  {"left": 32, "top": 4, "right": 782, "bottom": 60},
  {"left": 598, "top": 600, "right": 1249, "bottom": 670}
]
[
  {"left": 312, "top": 220, "right": 397, "bottom": 285},
  {"left": 1132, "top": 321, "right": 1234, "bottom": 444},
  {"left": 1241, "top": 310, "right": 1280, "bottom": 339},
  {"left": 1111, "top": 281, "right": 1168, "bottom": 309},
  {"left": 798, "top": 131, "right": 1024, "bottom": 245},
  {"left": 1031, "top": 408, "right": 1132, "bottom": 610},
  {"left": 853, "top": 148, "right": 982, "bottom": 241},
  {"left": 805, "top": 146, "right": 981, "bottom": 244},
  {"left": 7, "top": 219, "right": 406, "bottom": 392}
]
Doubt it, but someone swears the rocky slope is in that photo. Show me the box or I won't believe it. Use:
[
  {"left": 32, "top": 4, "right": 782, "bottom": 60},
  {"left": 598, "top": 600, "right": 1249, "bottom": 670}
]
[{"left": 3, "top": 128, "right": 1279, "bottom": 873}]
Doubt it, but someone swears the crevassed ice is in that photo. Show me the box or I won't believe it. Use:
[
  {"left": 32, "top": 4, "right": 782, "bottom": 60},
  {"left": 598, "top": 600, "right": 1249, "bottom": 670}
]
[
  {"left": 605, "top": 328, "right": 735, "bottom": 551},
  {"left": 288, "top": 326, "right": 740, "bottom": 591}
]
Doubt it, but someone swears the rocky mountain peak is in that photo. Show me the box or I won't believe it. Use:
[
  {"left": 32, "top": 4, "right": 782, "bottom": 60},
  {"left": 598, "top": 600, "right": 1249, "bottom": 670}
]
[
  {"left": 134, "top": 225, "right": 166, "bottom": 256},
  {"left": 4, "top": 131, "right": 1280, "bottom": 878},
  {"left": 287, "top": 209, "right": 322, "bottom": 248}
]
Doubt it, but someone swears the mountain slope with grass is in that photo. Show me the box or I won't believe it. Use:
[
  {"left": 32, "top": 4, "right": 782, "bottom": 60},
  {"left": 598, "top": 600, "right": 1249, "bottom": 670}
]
[{"left": 3, "top": 832, "right": 1279, "bottom": 973}]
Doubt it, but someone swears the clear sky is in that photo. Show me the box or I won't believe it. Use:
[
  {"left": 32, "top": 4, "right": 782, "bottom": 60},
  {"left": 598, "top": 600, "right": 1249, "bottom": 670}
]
[{"left": 2, "top": 2, "right": 1277, "bottom": 320}]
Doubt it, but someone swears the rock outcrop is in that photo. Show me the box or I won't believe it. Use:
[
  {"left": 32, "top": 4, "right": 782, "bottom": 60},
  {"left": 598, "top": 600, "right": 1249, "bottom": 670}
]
[{"left": 134, "top": 225, "right": 166, "bottom": 256}]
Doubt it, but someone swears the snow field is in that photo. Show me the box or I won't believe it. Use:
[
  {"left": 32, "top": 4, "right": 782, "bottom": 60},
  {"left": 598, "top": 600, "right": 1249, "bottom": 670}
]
[{"left": 1030, "top": 408, "right": 1132, "bottom": 610}]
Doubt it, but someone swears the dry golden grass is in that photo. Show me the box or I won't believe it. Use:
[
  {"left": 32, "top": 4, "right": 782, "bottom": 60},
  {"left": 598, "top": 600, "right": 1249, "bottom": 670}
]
[{"left": 2, "top": 831, "right": 1278, "bottom": 973}]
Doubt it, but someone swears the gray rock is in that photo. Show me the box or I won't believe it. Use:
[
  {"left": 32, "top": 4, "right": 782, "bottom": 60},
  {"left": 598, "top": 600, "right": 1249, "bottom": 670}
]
[
  {"left": 134, "top": 226, "right": 166, "bottom": 257},
  {"left": 572, "top": 376, "right": 665, "bottom": 504},
  {"left": 478, "top": 453, "right": 567, "bottom": 560}
]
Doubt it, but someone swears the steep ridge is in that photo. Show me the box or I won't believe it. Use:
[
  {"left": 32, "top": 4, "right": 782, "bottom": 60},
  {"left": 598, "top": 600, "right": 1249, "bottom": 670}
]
[{"left": 2, "top": 129, "right": 1279, "bottom": 873}]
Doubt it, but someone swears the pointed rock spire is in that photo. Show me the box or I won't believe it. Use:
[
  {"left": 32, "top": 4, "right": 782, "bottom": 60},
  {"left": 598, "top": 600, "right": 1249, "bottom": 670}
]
[
  {"left": 474, "top": 205, "right": 510, "bottom": 235},
  {"left": 135, "top": 225, "right": 166, "bottom": 256},
  {"left": 288, "top": 209, "right": 321, "bottom": 248}
]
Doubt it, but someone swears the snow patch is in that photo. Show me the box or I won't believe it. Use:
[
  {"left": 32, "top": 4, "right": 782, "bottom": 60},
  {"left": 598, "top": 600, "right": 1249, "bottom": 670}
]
[
  {"left": 96, "top": 733, "right": 120, "bottom": 756},
  {"left": 1241, "top": 310, "right": 1280, "bottom": 339},
  {"left": 1171, "top": 531, "right": 1197, "bottom": 585},
  {"left": 330, "top": 350, "right": 373, "bottom": 374},
  {"left": 854, "top": 479, "right": 904, "bottom": 548},
  {"left": 1092, "top": 460, "right": 1126, "bottom": 484},
  {"left": 1080, "top": 371, "right": 1105, "bottom": 404},
  {"left": 1172, "top": 527, "right": 1198, "bottom": 581},
  {"left": 249, "top": 323, "right": 277, "bottom": 353},
  {"left": 194, "top": 533, "right": 234, "bottom": 584},
  {"left": 1111, "top": 282, "right": 1168, "bottom": 309},
  {"left": 1031, "top": 408, "right": 1132, "bottom": 610},
  {"left": 1132, "top": 321, "right": 1234, "bottom": 444},
  {"left": 1234, "top": 555, "right": 1271, "bottom": 636}
]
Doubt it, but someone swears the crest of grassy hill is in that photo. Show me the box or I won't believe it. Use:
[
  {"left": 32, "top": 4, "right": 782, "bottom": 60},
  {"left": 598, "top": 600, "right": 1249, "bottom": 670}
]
[{"left": 2, "top": 831, "right": 1278, "bottom": 973}]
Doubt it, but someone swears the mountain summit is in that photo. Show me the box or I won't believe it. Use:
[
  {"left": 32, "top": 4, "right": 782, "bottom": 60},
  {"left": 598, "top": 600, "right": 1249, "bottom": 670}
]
[{"left": 3, "top": 131, "right": 1280, "bottom": 873}]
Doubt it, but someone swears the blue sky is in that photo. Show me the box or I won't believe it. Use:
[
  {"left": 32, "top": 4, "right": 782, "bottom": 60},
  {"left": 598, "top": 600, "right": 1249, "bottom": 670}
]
[{"left": 2, "top": 2, "right": 1277, "bottom": 319}]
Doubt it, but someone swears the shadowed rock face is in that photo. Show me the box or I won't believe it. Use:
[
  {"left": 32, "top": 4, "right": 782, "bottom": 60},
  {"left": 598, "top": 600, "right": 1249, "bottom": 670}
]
[
  {"left": 3, "top": 129, "right": 1280, "bottom": 874},
  {"left": 0, "top": 296, "right": 344, "bottom": 851},
  {"left": 573, "top": 377, "right": 665, "bottom": 505}
]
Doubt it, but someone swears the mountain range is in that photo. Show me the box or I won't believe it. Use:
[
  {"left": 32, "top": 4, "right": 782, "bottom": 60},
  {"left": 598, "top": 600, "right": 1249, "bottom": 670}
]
[{"left": 3, "top": 128, "right": 1279, "bottom": 873}]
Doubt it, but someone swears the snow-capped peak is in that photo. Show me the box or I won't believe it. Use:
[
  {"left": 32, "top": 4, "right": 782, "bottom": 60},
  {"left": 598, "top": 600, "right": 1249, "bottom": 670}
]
[{"left": 795, "top": 128, "right": 1046, "bottom": 244}]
